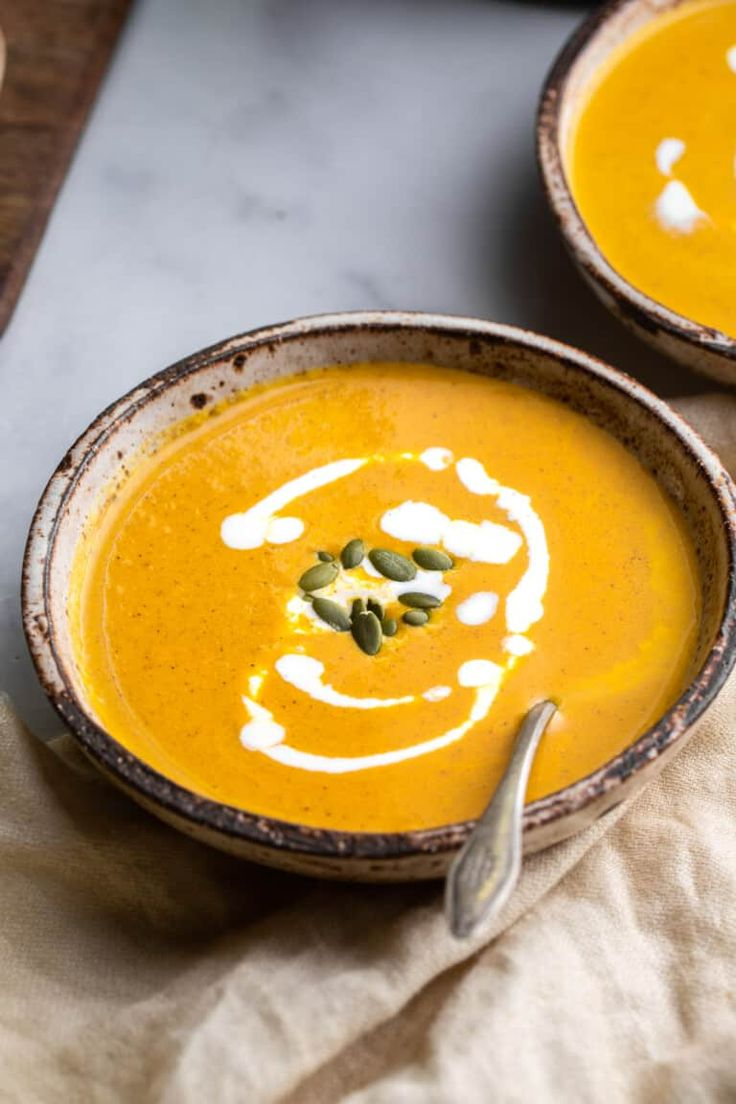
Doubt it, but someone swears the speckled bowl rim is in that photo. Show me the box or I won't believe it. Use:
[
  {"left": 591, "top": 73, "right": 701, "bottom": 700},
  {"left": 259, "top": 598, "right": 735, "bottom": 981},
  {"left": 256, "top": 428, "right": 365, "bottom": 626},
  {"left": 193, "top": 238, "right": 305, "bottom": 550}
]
[
  {"left": 22, "top": 311, "right": 736, "bottom": 863},
  {"left": 537, "top": 0, "right": 736, "bottom": 365}
]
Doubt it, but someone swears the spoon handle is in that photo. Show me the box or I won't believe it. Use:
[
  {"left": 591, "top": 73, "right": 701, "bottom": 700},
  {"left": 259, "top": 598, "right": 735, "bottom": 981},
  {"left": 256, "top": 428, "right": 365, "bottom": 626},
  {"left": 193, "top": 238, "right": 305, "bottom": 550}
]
[{"left": 445, "top": 699, "right": 557, "bottom": 939}]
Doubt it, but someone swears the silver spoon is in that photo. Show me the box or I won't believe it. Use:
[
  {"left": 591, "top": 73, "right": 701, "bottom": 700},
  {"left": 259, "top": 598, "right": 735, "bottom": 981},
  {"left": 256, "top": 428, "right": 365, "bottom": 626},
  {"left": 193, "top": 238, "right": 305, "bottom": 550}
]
[{"left": 445, "top": 699, "right": 557, "bottom": 939}]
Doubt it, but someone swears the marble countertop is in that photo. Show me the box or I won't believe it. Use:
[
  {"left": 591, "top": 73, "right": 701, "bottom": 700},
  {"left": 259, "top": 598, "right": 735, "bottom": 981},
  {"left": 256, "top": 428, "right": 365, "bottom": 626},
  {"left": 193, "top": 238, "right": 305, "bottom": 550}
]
[{"left": 1, "top": 0, "right": 704, "bottom": 737}]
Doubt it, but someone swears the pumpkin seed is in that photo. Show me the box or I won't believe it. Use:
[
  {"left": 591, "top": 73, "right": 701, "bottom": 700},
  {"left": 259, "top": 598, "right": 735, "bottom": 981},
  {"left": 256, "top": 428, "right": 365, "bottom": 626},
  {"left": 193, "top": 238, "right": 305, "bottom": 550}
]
[
  {"left": 317, "top": 550, "right": 334, "bottom": 562},
  {"left": 299, "top": 561, "right": 339, "bottom": 592},
  {"left": 382, "top": 617, "right": 398, "bottom": 637},
  {"left": 398, "top": 592, "right": 441, "bottom": 610},
  {"left": 412, "top": 546, "right": 453, "bottom": 571},
  {"left": 352, "top": 610, "right": 382, "bottom": 655},
  {"left": 367, "top": 598, "right": 384, "bottom": 620},
  {"left": 340, "top": 538, "right": 365, "bottom": 569},
  {"left": 403, "top": 609, "right": 429, "bottom": 626},
  {"left": 312, "top": 597, "right": 351, "bottom": 632},
  {"left": 368, "top": 548, "right": 417, "bottom": 582},
  {"left": 351, "top": 597, "right": 366, "bottom": 618}
]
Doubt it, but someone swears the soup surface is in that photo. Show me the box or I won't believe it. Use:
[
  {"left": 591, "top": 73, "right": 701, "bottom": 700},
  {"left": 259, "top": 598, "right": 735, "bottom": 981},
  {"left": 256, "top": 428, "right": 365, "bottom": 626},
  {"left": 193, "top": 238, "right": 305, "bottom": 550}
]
[
  {"left": 569, "top": 0, "right": 736, "bottom": 337},
  {"left": 71, "top": 363, "right": 700, "bottom": 831}
]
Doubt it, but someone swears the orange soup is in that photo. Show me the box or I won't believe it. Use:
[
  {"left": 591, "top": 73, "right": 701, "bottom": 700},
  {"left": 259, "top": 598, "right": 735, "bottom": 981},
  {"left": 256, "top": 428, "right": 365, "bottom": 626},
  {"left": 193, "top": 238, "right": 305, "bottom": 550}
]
[
  {"left": 70, "top": 363, "right": 700, "bottom": 831},
  {"left": 569, "top": 0, "right": 736, "bottom": 337}
]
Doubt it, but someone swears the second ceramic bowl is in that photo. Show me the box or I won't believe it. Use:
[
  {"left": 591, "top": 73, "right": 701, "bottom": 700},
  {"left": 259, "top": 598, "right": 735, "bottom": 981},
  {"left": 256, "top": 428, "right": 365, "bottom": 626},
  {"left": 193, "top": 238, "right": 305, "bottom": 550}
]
[
  {"left": 22, "top": 312, "right": 736, "bottom": 880},
  {"left": 537, "top": 0, "right": 736, "bottom": 385}
]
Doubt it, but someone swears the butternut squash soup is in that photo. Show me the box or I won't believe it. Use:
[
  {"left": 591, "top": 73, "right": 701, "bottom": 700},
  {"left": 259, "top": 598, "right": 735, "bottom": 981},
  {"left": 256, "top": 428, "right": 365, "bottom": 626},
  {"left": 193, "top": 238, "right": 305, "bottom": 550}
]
[
  {"left": 70, "top": 363, "right": 700, "bottom": 831},
  {"left": 569, "top": 0, "right": 736, "bottom": 337}
]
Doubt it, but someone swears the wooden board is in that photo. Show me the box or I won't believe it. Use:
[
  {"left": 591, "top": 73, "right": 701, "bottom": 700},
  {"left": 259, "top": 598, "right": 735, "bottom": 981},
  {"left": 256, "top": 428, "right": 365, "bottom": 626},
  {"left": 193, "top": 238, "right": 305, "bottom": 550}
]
[{"left": 0, "top": 0, "right": 132, "bottom": 334}]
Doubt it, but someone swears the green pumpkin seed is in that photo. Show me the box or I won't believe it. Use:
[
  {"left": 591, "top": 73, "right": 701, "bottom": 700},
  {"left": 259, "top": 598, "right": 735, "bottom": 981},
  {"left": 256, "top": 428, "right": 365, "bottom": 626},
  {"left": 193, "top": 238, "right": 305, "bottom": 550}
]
[
  {"left": 317, "top": 550, "right": 334, "bottom": 562},
  {"left": 403, "top": 609, "right": 429, "bottom": 626},
  {"left": 299, "top": 561, "right": 339, "bottom": 592},
  {"left": 352, "top": 610, "right": 382, "bottom": 655},
  {"left": 351, "top": 597, "right": 366, "bottom": 618},
  {"left": 398, "top": 592, "right": 441, "bottom": 610},
  {"left": 412, "top": 546, "right": 454, "bottom": 571},
  {"left": 367, "top": 598, "right": 384, "bottom": 620},
  {"left": 312, "top": 597, "right": 351, "bottom": 632},
  {"left": 382, "top": 618, "right": 398, "bottom": 637},
  {"left": 368, "top": 548, "right": 417, "bottom": 582},
  {"left": 340, "top": 538, "right": 365, "bottom": 569}
]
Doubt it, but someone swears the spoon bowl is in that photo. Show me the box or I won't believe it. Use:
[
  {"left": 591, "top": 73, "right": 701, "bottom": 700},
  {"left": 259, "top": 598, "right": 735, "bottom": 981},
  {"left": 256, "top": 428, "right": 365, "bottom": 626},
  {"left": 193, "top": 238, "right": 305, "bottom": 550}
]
[{"left": 446, "top": 700, "right": 557, "bottom": 939}]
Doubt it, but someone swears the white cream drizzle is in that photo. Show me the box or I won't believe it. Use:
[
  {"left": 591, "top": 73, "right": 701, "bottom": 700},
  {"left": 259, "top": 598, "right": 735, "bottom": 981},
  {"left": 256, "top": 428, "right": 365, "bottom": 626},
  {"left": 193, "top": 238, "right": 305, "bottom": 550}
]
[
  {"left": 420, "top": 447, "right": 454, "bottom": 471},
  {"left": 456, "top": 592, "right": 499, "bottom": 626},
  {"left": 655, "top": 137, "right": 685, "bottom": 177},
  {"left": 265, "top": 516, "right": 304, "bottom": 544},
  {"left": 457, "top": 659, "right": 503, "bottom": 688},
  {"left": 261, "top": 682, "right": 500, "bottom": 773},
  {"left": 275, "top": 654, "right": 414, "bottom": 709},
  {"left": 221, "top": 458, "right": 366, "bottom": 550},
  {"left": 454, "top": 456, "right": 549, "bottom": 635},
  {"left": 652, "top": 136, "right": 711, "bottom": 235},
  {"left": 248, "top": 673, "right": 265, "bottom": 697},
  {"left": 654, "top": 179, "right": 709, "bottom": 234},
  {"left": 445, "top": 519, "right": 522, "bottom": 563},
  {"left": 455, "top": 457, "right": 497, "bottom": 495},
  {"left": 503, "top": 634, "right": 534, "bottom": 657},
  {"left": 380, "top": 502, "right": 522, "bottom": 565},
  {"left": 423, "top": 685, "right": 452, "bottom": 702},
  {"left": 240, "top": 697, "right": 286, "bottom": 751},
  {"left": 226, "top": 446, "right": 549, "bottom": 774},
  {"left": 380, "top": 501, "right": 447, "bottom": 544}
]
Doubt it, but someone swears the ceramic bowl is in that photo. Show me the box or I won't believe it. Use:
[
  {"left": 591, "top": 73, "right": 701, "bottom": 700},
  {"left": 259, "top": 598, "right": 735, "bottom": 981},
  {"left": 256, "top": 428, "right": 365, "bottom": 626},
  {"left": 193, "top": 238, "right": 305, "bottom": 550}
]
[
  {"left": 537, "top": 0, "right": 736, "bottom": 385},
  {"left": 22, "top": 311, "right": 736, "bottom": 881}
]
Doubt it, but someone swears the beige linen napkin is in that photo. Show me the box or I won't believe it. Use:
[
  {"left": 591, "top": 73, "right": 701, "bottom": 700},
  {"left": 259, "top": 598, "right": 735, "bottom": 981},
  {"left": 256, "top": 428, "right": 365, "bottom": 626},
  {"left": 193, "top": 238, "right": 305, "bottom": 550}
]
[{"left": 1, "top": 395, "right": 735, "bottom": 1104}]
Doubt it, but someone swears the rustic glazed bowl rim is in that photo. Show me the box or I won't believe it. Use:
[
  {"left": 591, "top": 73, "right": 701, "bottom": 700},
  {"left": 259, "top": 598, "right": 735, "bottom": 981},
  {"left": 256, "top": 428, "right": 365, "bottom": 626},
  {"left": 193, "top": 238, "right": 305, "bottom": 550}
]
[
  {"left": 537, "top": 0, "right": 736, "bottom": 362},
  {"left": 22, "top": 311, "right": 736, "bottom": 862}
]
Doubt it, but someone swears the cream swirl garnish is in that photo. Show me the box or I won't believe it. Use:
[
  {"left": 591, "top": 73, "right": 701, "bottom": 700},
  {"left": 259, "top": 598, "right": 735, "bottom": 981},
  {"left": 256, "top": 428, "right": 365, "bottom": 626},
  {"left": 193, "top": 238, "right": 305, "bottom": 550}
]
[
  {"left": 419, "top": 446, "right": 454, "bottom": 471},
  {"left": 502, "top": 634, "right": 534, "bottom": 657},
  {"left": 251, "top": 670, "right": 503, "bottom": 774},
  {"left": 226, "top": 448, "right": 549, "bottom": 773},
  {"left": 456, "top": 592, "right": 499, "bottom": 626},
  {"left": 655, "top": 180, "right": 709, "bottom": 234},
  {"left": 454, "top": 456, "right": 549, "bottom": 636},
  {"left": 651, "top": 27, "right": 736, "bottom": 236},
  {"left": 652, "top": 137, "right": 709, "bottom": 235},
  {"left": 221, "top": 458, "right": 366, "bottom": 550},
  {"left": 655, "top": 137, "right": 685, "bottom": 177},
  {"left": 275, "top": 654, "right": 414, "bottom": 709},
  {"left": 457, "top": 659, "right": 503, "bottom": 687},
  {"left": 239, "top": 698, "right": 285, "bottom": 751},
  {"left": 380, "top": 501, "right": 521, "bottom": 564}
]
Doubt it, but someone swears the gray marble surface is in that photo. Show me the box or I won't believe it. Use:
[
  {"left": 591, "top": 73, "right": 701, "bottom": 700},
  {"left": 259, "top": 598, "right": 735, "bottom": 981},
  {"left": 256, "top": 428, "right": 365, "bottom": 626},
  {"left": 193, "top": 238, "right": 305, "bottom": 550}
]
[{"left": 1, "top": 0, "right": 705, "bottom": 738}]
